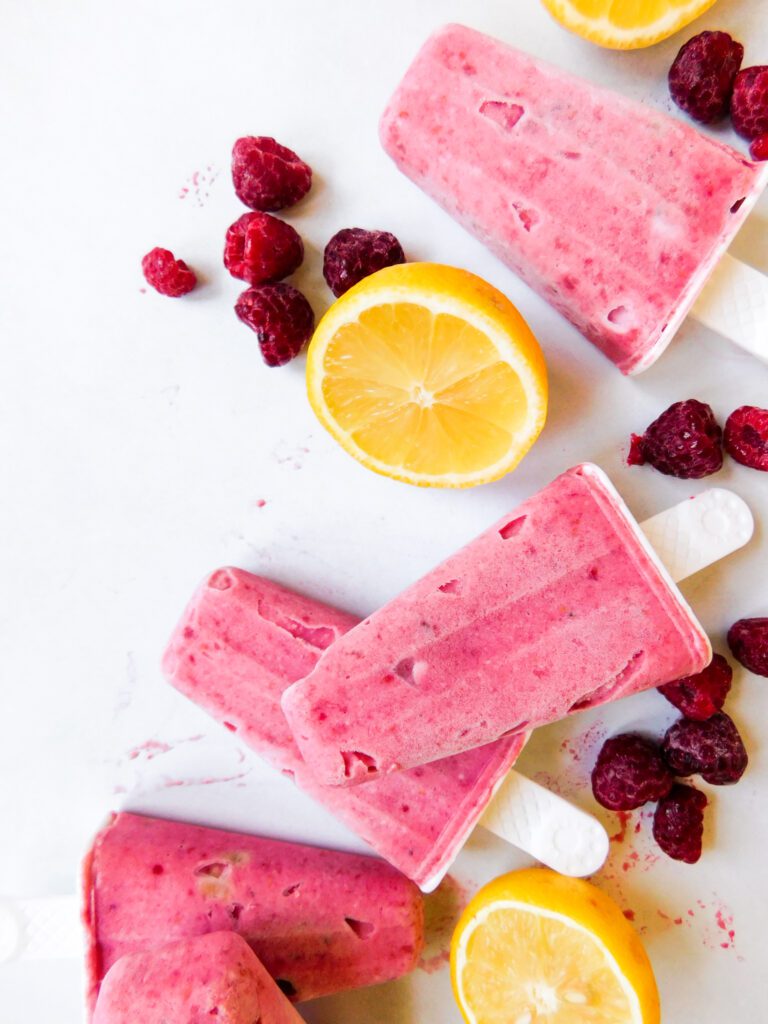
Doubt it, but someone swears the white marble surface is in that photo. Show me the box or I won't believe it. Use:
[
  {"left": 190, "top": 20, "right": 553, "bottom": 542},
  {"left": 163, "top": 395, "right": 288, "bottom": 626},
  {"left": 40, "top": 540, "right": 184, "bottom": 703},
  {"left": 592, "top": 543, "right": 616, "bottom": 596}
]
[{"left": 1, "top": 0, "right": 767, "bottom": 1020}]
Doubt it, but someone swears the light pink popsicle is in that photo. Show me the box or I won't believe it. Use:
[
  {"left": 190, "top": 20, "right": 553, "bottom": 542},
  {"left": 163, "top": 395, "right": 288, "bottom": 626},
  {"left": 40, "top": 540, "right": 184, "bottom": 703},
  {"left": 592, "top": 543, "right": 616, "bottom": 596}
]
[
  {"left": 162, "top": 568, "right": 525, "bottom": 890},
  {"left": 282, "top": 464, "right": 711, "bottom": 786},
  {"left": 82, "top": 812, "right": 423, "bottom": 1013},
  {"left": 92, "top": 932, "right": 305, "bottom": 1024},
  {"left": 379, "top": 24, "right": 765, "bottom": 374}
]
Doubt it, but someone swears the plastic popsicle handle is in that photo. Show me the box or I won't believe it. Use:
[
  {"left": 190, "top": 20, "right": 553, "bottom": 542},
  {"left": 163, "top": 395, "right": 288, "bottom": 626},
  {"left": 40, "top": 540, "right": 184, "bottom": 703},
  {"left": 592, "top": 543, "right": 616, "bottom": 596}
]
[
  {"left": 480, "top": 487, "right": 754, "bottom": 875},
  {"left": 692, "top": 254, "right": 768, "bottom": 364},
  {"left": 0, "top": 894, "right": 82, "bottom": 963}
]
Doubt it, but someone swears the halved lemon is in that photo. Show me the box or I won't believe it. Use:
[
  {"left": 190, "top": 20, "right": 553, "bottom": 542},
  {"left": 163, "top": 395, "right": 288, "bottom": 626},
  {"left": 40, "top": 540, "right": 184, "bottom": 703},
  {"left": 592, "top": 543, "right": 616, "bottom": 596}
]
[
  {"left": 451, "top": 868, "right": 660, "bottom": 1024},
  {"left": 306, "top": 263, "right": 547, "bottom": 488},
  {"left": 541, "top": 0, "right": 719, "bottom": 49}
]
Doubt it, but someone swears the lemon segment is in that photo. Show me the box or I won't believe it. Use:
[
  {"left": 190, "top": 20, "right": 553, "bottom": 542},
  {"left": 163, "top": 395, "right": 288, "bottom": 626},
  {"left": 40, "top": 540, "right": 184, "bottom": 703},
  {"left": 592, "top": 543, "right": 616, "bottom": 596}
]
[
  {"left": 451, "top": 869, "right": 660, "bottom": 1024},
  {"left": 306, "top": 263, "right": 548, "bottom": 488},
  {"left": 540, "top": 0, "right": 719, "bottom": 49}
]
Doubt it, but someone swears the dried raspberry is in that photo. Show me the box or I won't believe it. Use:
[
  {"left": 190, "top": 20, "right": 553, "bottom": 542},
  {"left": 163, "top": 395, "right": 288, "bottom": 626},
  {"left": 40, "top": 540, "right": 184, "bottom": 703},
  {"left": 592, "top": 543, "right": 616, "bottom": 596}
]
[
  {"left": 652, "top": 784, "right": 707, "bottom": 863},
  {"left": 724, "top": 405, "right": 768, "bottom": 471},
  {"left": 751, "top": 134, "right": 768, "bottom": 160},
  {"left": 232, "top": 137, "right": 312, "bottom": 211},
  {"left": 731, "top": 66, "right": 768, "bottom": 140},
  {"left": 224, "top": 213, "right": 303, "bottom": 286},
  {"left": 662, "top": 712, "right": 748, "bottom": 785},
  {"left": 235, "top": 283, "right": 314, "bottom": 367},
  {"left": 668, "top": 31, "right": 744, "bottom": 124},
  {"left": 591, "top": 734, "right": 674, "bottom": 811},
  {"left": 658, "top": 654, "right": 733, "bottom": 721},
  {"left": 628, "top": 399, "right": 723, "bottom": 478},
  {"left": 728, "top": 618, "right": 768, "bottom": 676},
  {"left": 141, "top": 247, "right": 197, "bottom": 297},
  {"left": 323, "top": 228, "right": 406, "bottom": 297}
]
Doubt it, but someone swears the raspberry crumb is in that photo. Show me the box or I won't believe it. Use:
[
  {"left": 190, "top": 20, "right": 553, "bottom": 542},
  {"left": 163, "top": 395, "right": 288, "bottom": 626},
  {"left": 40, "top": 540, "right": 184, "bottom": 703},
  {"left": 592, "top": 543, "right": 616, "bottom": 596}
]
[
  {"left": 323, "top": 228, "right": 406, "bottom": 297},
  {"left": 658, "top": 654, "right": 733, "bottom": 721},
  {"left": 141, "top": 247, "right": 197, "bottom": 297},
  {"left": 724, "top": 405, "right": 768, "bottom": 471},
  {"left": 662, "top": 712, "right": 748, "bottom": 785},
  {"left": 235, "top": 283, "right": 314, "bottom": 367},
  {"left": 232, "top": 137, "right": 312, "bottom": 211},
  {"left": 668, "top": 31, "right": 744, "bottom": 124},
  {"left": 224, "top": 212, "right": 304, "bottom": 286},
  {"left": 731, "top": 66, "right": 768, "bottom": 141},
  {"left": 627, "top": 399, "right": 723, "bottom": 478},
  {"left": 728, "top": 618, "right": 768, "bottom": 676},
  {"left": 653, "top": 784, "right": 707, "bottom": 863},
  {"left": 591, "top": 733, "right": 674, "bottom": 811}
]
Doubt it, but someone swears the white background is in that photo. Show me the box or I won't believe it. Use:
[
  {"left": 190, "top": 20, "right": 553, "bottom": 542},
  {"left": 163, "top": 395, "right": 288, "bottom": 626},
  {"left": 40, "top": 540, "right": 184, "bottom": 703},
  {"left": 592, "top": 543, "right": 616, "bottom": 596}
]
[{"left": 2, "top": 0, "right": 767, "bottom": 1020}]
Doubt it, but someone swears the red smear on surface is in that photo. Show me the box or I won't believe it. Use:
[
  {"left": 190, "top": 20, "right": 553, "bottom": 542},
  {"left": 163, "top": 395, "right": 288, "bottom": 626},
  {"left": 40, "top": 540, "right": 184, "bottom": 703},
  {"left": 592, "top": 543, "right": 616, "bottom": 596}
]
[
  {"left": 256, "top": 499, "right": 267, "bottom": 508},
  {"left": 179, "top": 164, "right": 220, "bottom": 206},
  {"left": 609, "top": 810, "right": 632, "bottom": 844},
  {"left": 623, "top": 909, "right": 636, "bottom": 921}
]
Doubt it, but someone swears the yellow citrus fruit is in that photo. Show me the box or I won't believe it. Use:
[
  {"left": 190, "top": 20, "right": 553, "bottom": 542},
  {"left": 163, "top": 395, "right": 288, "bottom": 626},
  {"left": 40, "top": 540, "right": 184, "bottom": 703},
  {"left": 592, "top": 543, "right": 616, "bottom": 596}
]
[
  {"left": 305, "top": 263, "right": 548, "bottom": 488},
  {"left": 451, "top": 868, "right": 660, "bottom": 1024},
  {"left": 541, "top": 0, "right": 719, "bottom": 49}
]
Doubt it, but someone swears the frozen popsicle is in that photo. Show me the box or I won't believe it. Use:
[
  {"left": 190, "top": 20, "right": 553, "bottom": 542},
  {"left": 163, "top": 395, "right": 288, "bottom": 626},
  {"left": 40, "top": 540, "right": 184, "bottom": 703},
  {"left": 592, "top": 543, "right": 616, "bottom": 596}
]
[
  {"left": 163, "top": 568, "right": 526, "bottom": 891},
  {"left": 82, "top": 812, "right": 423, "bottom": 1013},
  {"left": 379, "top": 24, "right": 768, "bottom": 374},
  {"left": 92, "top": 932, "right": 305, "bottom": 1024},
  {"left": 282, "top": 463, "right": 711, "bottom": 786}
]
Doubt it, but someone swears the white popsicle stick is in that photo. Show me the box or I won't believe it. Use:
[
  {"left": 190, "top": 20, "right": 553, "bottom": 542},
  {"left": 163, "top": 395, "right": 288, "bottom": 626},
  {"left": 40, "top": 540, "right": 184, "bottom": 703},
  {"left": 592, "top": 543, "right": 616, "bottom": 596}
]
[
  {"left": 692, "top": 254, "right": 768, "bottom": 364},
  {"left": 480, "top": 487, "right": 753, "bottom": 875}
]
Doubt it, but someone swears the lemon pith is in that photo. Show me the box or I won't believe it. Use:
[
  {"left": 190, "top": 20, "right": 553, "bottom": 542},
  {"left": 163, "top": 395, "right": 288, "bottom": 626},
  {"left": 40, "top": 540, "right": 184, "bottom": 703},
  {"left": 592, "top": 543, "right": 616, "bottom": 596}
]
[
  {"left": 540, "top": 0, "right": 719, "bottom": 49},
  {"left": 306, "top": 263, "right": 548, "bottom": 488}
]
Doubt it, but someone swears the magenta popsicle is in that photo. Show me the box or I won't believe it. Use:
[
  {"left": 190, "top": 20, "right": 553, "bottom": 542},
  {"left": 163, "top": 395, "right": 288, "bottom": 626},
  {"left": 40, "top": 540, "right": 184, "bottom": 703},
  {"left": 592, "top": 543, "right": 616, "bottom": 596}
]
[
  {"left": 82, "top": 812, "right": 424, "bottom": 1012},
  {"left": 379, "top": 24, "right": 765, "bottom": 374},
  {"left": 282, "top": 464, "right": 711, "bottom": 786},
  {"left": 163, "top": 568, "right": 526, "bottom": 890},
  {"left": 92, "top": 933, "right": 305, "bottom": 1024}
]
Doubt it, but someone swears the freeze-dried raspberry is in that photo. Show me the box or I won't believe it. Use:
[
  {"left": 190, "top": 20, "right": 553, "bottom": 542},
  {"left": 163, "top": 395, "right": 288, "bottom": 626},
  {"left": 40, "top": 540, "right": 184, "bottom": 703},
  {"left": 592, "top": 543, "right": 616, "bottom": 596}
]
[
  {"left": 662, "top": 712, "right": 748, "bottom": 785},
  {"left": 628, "top": 399, "right": 723, "bottom": 478},
  {"left": 728, "top": 618, "right": 768, "bottom": 676},
  {"left": 658, "top": 654, "right": 732, "bottom": 721},
  {"left": 668, "top": 31, "right": 744, "bottom": 124},
  {"left": 224, "top": 212, "right": 304, "bottom": 286},
  {"left": 731, "top": 66, "right": 768, "bottom": 140},
  {"left": 591, "top": 734, "right": 674, "bottom": 811},
  {"left": 751, "top": 134, "right": 768, "bottom": 160},
  {"left": 234, "top": 283, "right": 314, "bottom": 367},
  {"left": 141, "top": 247, "right": 197, "bottom": 297},
  {"left": 232, "top": 137, "right": 312, "bottom": 211},
  {"left": 724, "top": 405, "right": 768, "bottom": 471},
  {"left": 323, "top": 228, "right": 406, "bottom": 297},
  {"left": 652, "top": 784, "right": 707, "bottom": 863}
]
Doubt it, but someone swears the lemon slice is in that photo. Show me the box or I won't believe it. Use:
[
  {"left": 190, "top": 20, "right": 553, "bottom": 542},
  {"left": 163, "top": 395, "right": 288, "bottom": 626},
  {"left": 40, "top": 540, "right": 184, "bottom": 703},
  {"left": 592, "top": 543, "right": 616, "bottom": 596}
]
[
  {"left": 306, "top": 263, "right": 547, "bottom": 488},
  {"left": 541, "top": 0, "right": 719, "bottom": 49},
  {"left": 451, "top": 869, "right": 660, "bottom": 1024}
]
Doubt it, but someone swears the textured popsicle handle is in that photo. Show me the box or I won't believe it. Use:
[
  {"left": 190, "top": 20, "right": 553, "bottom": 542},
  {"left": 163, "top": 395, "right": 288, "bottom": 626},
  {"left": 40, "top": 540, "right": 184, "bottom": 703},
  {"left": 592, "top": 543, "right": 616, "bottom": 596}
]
[
  {"left": 0, "top": 895, "right": 82, "bottom": 963},
  {"left": 692, "top": 254, "right": 768, "bottom": 363},
  {"left": 480, "top": 771, "right": 609, "bottom": 877}
]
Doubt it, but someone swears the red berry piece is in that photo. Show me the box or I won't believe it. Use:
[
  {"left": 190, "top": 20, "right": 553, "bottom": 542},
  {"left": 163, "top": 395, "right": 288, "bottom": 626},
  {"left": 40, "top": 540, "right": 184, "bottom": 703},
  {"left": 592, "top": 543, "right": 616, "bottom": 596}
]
[
  {"left": 731, "top": 66, "right": 768, "bottom": 140},
  {"left": 668, "top": 31, "right": 744, "bottom": 124},
  {"left": 141, "top": 247, "right": 197, "bottom": 297},
  {"left": 323, "top": 228, "right": 406, "bottom": 298},
  {"left": 658, "top": 654, "right": 733, "bottom": 721},
  {"left": 724, "top": 405, "right": 768, "bottom": 471},
  {"left": 751, "top": 134, "right": 768, "bottom": 161},
  {"left": 728, "top": 617, "right": 768, "bottom": 676},
  {"left": 235, "top": 283, "right": 314, "bottom": 367},
  {"left": 224, "top": 212, "right": 304, "bottom": 286},
  {"left": 627, "top": 399, "right": 722, "bottom": 478},
  {"left": 652, "top": 784, "right": 707, "bottom": 863},
  {"left": 591, "top": 733, "right": 674, "bottom": 811},
  {"left": 232, "top": 136, "right": 312, "bottom": 211},
  {"left": 662, "top": 712, "right": 748, "bottom": 785}
]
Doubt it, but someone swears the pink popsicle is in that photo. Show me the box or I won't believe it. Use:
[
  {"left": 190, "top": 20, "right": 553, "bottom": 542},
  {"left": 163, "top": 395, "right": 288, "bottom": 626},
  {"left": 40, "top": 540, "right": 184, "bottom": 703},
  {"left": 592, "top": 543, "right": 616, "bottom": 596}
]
[
  {"left": 92, "top": 932, "right": 305, "bottom": 1024},
  {"left": 282, "top": 464, "right": 711, "bottom": 786},
  {"left": 162, "top": 568, "right": 525, "bottom": 890},
  {"left": 82, "top": 812, "right": 423, "bottom": 1013},
  {"left": 379, "top": 24, "right": 765, "bottom": 374}
]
